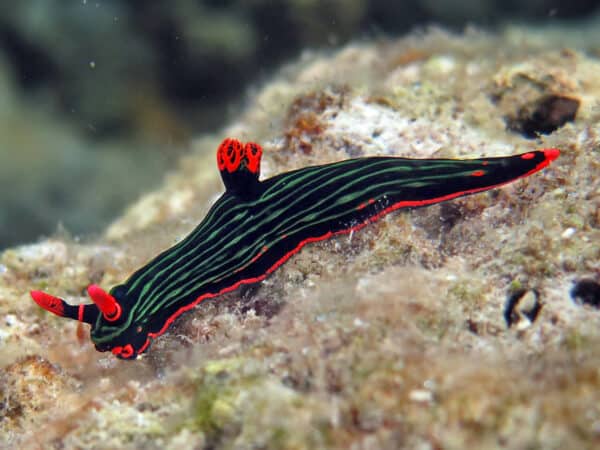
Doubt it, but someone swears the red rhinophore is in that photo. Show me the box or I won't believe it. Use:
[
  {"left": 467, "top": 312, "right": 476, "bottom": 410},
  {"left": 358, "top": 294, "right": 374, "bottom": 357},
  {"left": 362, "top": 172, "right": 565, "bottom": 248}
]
[
  {"left": 217, "top": 138, "right": 243, "bottom": 172},
  {"left": 87, "top": 284, "right": 122, "bottom": 322},
  {"left": 520, "top": 152, "right": 535, "bottom": 160},
  {"left": 244, "top": 142, "right": 262, "bottom": 174},
  {"left": 225, "top": 139, "right": 243, "bottom": 172},
  {"left": 471, "top": 170, "right": 486, "bottom": 177},
  {"left": 30, "top": 290, "right": 65, "bottom": 317},
  {"left": 218, "top": 138, "right": 263, "bottom": 175}
]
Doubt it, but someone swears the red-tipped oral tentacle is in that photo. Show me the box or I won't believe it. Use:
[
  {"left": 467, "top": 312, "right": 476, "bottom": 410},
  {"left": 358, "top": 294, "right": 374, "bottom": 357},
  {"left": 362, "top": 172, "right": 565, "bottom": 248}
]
[
  {"left": 87, "top": 284, "right": 122, "bottom": 322},
  {"left": 30, "top": 290, "right": 66, "bottom": 317},
  {"left": 30, "top": 290, "right": 99, "bottom": 324}
]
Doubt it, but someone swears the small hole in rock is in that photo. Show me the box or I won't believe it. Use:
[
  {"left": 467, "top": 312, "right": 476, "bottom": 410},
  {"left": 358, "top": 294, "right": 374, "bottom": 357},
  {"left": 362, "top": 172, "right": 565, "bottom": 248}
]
[
  {"left": 507, "top": 94, "right": 579, "bottom": 139},
  {"left": 571, "top": 279, "right": 600, "bottom": 308},
  {"left": 504, "top": 288, "right": 542, "bottom": 328}
]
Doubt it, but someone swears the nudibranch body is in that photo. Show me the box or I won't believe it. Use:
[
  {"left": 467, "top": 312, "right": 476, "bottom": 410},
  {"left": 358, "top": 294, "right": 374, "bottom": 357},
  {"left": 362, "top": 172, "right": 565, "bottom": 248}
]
[{"left": 31, "top": 138, "right": 559, "bottom": 359}]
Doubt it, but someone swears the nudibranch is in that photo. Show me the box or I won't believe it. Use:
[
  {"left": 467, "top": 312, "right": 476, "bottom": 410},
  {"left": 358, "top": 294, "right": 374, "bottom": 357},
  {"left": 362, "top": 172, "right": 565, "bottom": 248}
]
[{"left": 31, "top": 138, "right": 560, "bottom": 359}]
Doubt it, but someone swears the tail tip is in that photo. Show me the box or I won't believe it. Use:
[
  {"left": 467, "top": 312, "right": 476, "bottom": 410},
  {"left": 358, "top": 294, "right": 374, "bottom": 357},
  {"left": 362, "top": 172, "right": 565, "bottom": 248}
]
[{"left": 542, "top": 148, "right": 560, "bottom": 162}]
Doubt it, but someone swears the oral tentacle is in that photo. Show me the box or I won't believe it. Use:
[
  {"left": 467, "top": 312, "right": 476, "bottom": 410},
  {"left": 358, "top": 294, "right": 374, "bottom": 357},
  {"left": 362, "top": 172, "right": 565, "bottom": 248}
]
[{"left": 30, "top": 290, "right": 98, "bottom": 324}]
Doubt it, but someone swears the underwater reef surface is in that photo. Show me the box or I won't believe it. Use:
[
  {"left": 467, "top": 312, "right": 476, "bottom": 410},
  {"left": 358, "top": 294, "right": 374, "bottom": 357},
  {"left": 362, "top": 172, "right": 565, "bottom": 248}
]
[{"left": 1, "top": 26, "right": 599, "bottom": 449}]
